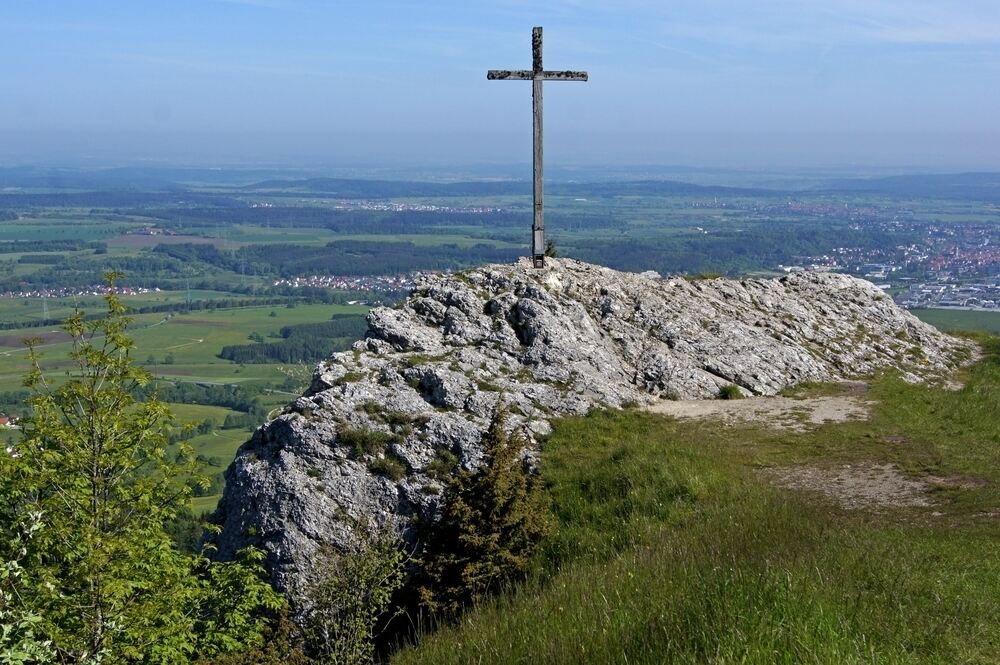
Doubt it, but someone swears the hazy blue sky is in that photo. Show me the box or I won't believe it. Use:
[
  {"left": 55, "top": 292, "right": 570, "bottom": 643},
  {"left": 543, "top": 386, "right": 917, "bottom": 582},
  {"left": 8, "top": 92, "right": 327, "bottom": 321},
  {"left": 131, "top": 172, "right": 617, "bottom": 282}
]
[{"left": 2, "top": 0, "right": 999, "bottom": 168}]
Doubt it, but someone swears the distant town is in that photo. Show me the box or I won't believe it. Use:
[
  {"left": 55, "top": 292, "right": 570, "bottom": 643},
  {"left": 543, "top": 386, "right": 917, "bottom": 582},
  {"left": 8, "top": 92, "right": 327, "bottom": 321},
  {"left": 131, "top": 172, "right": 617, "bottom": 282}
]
[
  {"left": 768, "top": 204, "right": 998, "bottom": 311},
  {"left": 1, "top": 285, "right": 158, "bottom": 300},
  {"left": 271, "top": 273, "right": 417, "bottom": 292}
]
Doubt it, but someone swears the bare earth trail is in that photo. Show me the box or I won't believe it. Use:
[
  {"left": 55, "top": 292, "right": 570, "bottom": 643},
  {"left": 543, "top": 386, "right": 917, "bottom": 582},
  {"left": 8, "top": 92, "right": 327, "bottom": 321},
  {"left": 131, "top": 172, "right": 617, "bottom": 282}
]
[
  {"left": 646, "top": 381, "right": 964, "bottom": 512},
  {"left": 646, "top": 381, "right": 871, "bottom": 432}
]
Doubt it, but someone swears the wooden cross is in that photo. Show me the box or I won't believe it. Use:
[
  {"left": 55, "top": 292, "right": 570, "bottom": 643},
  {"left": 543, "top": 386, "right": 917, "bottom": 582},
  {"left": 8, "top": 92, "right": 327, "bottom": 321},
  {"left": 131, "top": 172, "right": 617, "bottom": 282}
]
[{"left": 488, "top": 27, "right": 588, "bottom": 268}]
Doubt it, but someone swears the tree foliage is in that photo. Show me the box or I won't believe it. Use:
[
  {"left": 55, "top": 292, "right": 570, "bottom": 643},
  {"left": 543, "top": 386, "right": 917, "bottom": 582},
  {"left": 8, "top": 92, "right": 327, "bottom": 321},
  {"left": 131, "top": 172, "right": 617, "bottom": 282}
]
[
  {"left": 0, "top": 272, "right": 282, "bottom": 664},
  {"left": 417, "top": 407, "right": 551, "bottom": 616},
  {"left": 299, "top": 532, "right": 405, "bottom": 665}
]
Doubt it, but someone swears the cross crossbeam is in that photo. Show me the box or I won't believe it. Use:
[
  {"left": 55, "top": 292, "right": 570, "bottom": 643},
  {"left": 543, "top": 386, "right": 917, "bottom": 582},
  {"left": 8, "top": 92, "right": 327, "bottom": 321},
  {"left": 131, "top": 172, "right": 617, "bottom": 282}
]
[
  {"left": 487, "top": 70, "right": 588, "bottom": 81},
  {"left": 488, "top": 27, "right": 588, "bottom": 268}
]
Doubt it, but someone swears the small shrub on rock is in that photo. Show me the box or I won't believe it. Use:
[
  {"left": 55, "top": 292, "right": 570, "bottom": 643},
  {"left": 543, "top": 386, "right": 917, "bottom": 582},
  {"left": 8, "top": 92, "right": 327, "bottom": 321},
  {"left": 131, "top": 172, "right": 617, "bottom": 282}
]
[
  {"left": 425, "top": 447, "right": 458, "bottom": 480},
  {"left": 369, "top": 452, "right": 407, "bottom": 481},
  {"left": 416, "top": 406, "right": 551, "bottom": 616},
  {"left": 339, "top": 428, "right": 399, "bottom": 458}
]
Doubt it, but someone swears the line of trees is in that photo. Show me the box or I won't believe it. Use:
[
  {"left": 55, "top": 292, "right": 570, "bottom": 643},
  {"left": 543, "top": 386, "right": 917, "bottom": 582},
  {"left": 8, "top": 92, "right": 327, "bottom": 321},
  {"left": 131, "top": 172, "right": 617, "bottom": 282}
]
[
  {"left": 0, "top": 239, "right": 104, "bottom": 254},
  {"left": 218, "top": 316, "right": 368, "bottom": 364}
]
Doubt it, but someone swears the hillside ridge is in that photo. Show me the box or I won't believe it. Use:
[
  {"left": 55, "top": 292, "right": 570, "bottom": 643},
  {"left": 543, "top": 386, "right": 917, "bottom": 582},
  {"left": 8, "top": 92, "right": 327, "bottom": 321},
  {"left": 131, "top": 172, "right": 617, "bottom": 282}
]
[{"left": 210, "top": 258, "right": 972, "bottom": 595}]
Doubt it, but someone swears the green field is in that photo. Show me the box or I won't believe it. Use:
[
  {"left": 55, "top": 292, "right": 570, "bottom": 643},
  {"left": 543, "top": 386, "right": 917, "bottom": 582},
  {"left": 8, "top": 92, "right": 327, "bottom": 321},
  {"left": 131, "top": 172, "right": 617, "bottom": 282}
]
[
  {"left": 0, "top": 299, "right": 368, "bottom": 511},
  {"left": 0, "top": 289, "right": 254, "bottom": 326},
  {"left": 0, "top": 302, "right": 366, "bottom": 384},
  {"left": 912, "top": 308, "right": 1000, "bottom": 335}
]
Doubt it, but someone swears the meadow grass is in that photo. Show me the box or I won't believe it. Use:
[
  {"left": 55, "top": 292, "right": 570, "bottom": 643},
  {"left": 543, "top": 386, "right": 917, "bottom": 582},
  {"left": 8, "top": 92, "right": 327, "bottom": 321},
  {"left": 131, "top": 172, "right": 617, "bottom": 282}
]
[
  {"left": 0, "top": 302, "right": 366, "bottom": 384},
  {"left": 165, "top": 402, "right": 241, "bottom": 425},
  {"left": 393, "top": 338, "right": 1000, "bottom": 664},
  {"left": 912, "top": 309, "right": 1000, "bottom": 336}
]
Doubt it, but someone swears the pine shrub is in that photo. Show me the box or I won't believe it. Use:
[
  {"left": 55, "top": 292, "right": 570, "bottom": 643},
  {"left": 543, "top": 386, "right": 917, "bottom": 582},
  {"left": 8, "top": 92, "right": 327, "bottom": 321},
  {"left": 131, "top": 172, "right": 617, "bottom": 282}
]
[{"left": 416, "top": 406, "right": 551, "bottom": 616}]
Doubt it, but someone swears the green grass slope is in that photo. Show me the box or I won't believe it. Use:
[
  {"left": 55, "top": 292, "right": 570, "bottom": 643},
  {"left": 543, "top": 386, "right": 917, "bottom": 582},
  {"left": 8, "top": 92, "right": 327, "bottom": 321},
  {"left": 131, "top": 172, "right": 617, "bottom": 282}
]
[{"left": 394, "top": 337, "right": 1000, "bottom": 664}]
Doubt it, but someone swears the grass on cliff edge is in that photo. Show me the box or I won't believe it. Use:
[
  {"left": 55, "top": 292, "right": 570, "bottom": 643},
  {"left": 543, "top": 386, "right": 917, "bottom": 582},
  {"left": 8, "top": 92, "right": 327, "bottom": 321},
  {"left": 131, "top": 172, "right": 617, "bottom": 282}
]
[{"left": 393, "top": 337, "right": 1000, "bottom": 665}]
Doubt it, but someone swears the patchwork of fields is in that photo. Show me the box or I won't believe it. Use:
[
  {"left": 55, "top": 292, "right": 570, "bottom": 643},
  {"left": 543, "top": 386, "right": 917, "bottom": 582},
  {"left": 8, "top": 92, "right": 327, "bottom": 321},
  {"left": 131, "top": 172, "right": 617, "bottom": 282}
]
[
  {"left": 0, "top": 298, "right": 368, "bottom": 510},
  {"left": 2, "top": 173, "right": 998, "bottom": 518}
]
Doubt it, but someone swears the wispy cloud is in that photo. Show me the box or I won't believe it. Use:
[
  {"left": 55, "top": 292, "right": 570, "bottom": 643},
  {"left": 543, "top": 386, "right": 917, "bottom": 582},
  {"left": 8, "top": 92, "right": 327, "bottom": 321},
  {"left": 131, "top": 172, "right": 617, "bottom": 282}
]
[{"left": 652, "top": 0, "right": 1000, "bottom": 48}]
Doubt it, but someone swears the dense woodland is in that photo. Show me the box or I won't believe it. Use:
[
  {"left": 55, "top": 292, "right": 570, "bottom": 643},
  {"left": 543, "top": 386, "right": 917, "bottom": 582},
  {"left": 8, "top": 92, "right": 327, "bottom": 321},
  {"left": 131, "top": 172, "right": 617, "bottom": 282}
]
[{"left": 218, "top": 315, "right": 368, "bottom": 364}]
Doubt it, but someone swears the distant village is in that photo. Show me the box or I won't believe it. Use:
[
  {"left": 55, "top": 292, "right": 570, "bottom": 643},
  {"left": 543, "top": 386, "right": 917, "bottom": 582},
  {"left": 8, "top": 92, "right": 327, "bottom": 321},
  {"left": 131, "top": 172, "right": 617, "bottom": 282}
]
[
  {"left": 0, "top": 285, "right": 159, "bottom": 300},
  {"left": 251, "top": 200, "right": 503, "bottom": 214},
  {"left": 272, "top": 273, "right": 417, "bottom": 293}
]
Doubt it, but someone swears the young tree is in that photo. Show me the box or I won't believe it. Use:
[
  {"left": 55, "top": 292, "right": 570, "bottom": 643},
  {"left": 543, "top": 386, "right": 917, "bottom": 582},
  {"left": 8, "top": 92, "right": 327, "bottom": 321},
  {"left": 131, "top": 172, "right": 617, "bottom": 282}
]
[
  {"left": 0, "top": 273, "right": 282, "bottom": 664},
  {"left": 416, "top": 406, "right": 551, "bottom": 616},
  {"left": 299, "top": 532, "right": 405, "bottom": 665}
]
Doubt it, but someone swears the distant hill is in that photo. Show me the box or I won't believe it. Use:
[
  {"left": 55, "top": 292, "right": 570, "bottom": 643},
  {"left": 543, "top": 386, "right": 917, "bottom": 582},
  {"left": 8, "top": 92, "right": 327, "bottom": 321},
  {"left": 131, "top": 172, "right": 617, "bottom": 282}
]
[
  {"left": 243, "top": 177, "right": 769, "bottom": 198},
  {"left": 823, "top": 172, "right": 1000, "bottom": 201}
]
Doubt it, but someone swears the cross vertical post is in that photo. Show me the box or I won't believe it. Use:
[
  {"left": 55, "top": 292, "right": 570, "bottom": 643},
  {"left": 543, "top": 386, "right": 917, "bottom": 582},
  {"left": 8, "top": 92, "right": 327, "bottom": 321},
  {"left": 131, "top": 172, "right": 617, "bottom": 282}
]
[
  {"left": 532, "top": 27, "right": 544, "bottom": 268},
  {"left": 488, "top": 27, "right": 588, "bottom": 268}
]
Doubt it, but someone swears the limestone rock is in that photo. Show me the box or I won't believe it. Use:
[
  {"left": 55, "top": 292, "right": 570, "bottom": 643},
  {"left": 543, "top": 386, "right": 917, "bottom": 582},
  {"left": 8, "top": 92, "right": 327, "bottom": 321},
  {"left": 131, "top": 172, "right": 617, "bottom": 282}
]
[{"left": 210, "top": 258, "right": 973, "bottom": 596}]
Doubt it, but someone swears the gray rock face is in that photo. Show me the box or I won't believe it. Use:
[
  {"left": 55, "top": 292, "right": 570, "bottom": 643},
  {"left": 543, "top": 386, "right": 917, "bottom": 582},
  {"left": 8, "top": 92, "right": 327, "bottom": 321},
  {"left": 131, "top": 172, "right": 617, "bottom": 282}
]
[{"left": 210, "top": 258, "right": 972, "bottom": 594}]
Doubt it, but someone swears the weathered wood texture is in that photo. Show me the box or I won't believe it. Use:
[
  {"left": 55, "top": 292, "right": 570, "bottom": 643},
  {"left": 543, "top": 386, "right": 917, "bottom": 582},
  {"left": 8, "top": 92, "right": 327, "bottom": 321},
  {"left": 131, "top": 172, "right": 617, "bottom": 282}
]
[
  {"left": 487, "top": 26, "right": 588, "bottom": 267},
  {"left": 487, "top": 70, "right": 588, "bottom": 81}
]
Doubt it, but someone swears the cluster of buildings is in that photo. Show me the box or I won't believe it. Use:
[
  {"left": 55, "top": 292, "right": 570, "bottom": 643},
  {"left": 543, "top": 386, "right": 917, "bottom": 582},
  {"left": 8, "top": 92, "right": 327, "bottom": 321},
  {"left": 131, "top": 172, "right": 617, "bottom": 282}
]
[
  {"left": 1, "top": 285, "right": 159, "bottom": 300},
  {"left": 783, "top": 217, "right": 997, "bottom": 304},
  {"left": 328, "top": 200, "right": 503, "bottom": 214},
  {"left": 272, "top": 273, "right": 416, "bottom": 292},
  {"left": 692, "top": 198, "right": 912, "bottom": 224},
  {"left": 896, "top": 279, "right": 1000, "bottom": 310},
  {"left": 130, "top": 226, "right": 176, "bottom": 236},
  {"left": 0, "top": 413, "right": 19, "bottom": 428}
]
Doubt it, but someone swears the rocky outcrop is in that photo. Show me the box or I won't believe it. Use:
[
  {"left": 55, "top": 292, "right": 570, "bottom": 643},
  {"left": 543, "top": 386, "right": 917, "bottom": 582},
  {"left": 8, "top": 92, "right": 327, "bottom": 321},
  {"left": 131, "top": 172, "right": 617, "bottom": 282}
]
[{"left": 210, "top": 258, "right": 972, "bottom": 594}]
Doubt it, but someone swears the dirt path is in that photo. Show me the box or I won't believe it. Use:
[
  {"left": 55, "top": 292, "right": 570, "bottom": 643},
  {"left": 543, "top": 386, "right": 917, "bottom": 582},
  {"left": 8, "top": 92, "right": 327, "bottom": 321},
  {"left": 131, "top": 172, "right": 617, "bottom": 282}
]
[
  {"left": 647, "top": 384, "right": 870, "bottom": 432},
  {"left": 645, "top": 377, "right": 983, "bottom": 514},
  {"left": 165, "top": 338, "right": 204, "bottom": 350},
  {"left": 762, "top": 463, "right": 936, "bottom": 510}
]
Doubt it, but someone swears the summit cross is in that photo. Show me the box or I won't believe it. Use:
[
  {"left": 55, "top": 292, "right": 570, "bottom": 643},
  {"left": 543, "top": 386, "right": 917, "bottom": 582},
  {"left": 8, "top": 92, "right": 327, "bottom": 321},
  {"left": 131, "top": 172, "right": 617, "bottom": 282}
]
[{"left": 488, "top": 26, "right": 588, "bottom": 268}]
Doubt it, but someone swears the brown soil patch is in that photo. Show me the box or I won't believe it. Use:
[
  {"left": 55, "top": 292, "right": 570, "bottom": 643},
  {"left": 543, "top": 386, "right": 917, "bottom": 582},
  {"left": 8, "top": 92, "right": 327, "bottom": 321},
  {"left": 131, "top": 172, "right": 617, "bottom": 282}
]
[
  {"left": 0, "top": 330, "right": 70, "bottom": 347},
  {"left": 648, "top": 390, "right": 870, "bottom": 432},
  {"left": 762, "top": 463, "right": 934, "bottom": 510}
]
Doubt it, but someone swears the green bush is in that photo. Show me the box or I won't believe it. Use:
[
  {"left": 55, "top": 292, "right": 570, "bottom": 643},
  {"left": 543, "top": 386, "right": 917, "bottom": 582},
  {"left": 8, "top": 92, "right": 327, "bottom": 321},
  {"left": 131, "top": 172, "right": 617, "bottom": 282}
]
[
  {"left": 717, "top": 384, "right": 744, "bottom": 400},
  {"left": 300, "top": 534, "right": 405, "bottom": 665},
  {"left": 425, "top": 448, "right": 459, "bottom": 480},
  {"left": 339, "top": 428, "right": 399, "bottom": 458},
  {"left": 416, "top": 407, "right": 551, "bottom": 616}
]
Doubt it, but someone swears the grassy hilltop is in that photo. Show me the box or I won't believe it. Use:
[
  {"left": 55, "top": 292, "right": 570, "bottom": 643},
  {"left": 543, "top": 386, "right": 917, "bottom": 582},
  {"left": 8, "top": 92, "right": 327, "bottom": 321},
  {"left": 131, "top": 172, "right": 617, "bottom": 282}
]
[{"left": 395, "top": 336, "right": 1000, "bottom": 664}]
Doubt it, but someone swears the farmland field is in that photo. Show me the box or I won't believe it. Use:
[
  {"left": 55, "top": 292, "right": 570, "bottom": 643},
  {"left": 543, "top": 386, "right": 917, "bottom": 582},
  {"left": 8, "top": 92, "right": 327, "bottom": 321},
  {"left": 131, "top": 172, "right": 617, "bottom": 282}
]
[
  {"left": 0, "top": 298, "right": 369, "bottom": 511},
  {"left": 3, "top": 167, "right": 999, "bottom": 518},
  {"left": 911, "top": 308, "right": 1000, "bottom": 335}
]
